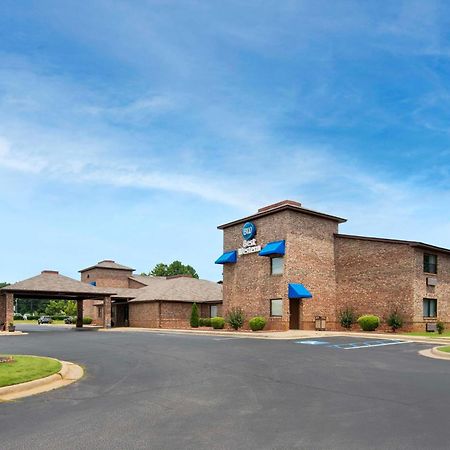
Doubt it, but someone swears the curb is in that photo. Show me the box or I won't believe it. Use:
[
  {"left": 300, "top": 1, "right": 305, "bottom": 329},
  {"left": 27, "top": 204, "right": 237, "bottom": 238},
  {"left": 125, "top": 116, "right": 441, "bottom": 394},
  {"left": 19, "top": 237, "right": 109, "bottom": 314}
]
[
  {"left": 99, "top": 327, "right": 450, "bottom": 345},
  {"left": 418, "top": 347, "right": 450, "bottom": 361},
  {"left": 0, "top": 358, "right": 84, "bottom": 401}
]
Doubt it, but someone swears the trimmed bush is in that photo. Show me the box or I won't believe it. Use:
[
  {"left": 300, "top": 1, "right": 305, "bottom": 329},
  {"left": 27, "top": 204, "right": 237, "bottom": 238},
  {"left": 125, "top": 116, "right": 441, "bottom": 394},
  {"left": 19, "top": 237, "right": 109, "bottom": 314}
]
[
  {"left": 211, "top": 317, "right": 225, "bottom": 329},
  {"left": 226, "top": 307, "right": 245, "bottom": 330},
  {"left": 199, "top": 318, "right": 211, "bottom": 327},
  {"left": 27, "top": 315, "right": 39, "bottom": 321},
  {"left": 337, "top": 307, "right": 356, "bottom": 330},
  {"left": 386, "top": 310, "right": 403, "bottom": 332},
  {"left": 190, "top": 303, "right": 199, "bottom": 328},
  {"left": 83, "top": 317, "right": 93, "bottom": 325},
  {"left": 437, "top": 321, "right": 445, "bottom": 335},
  {"left": 249, "top": 316, "right": 266, "bottom": 331},
  {"left": 357, "top": 315, "right": 380, "bottom": 331},
  {"left": 13, "top": 314, "right": 23, "bottom": 320}
]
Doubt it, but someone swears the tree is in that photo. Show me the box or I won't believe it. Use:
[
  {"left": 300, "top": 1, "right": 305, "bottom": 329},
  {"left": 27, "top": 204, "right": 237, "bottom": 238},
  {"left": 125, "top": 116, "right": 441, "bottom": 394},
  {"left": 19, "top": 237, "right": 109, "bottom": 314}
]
[
  {"left": 0, "top": 282, "right": 9, "bottom": 289},
  {"left": 64, "top": 301, "right": 77, "bottom": 316},
  {"left": 45, "top": 300, "right": 67, "bottom": 316},
  {"left": 190, "top": 303, "right": 199, "bottom": 328},
  {"left": 147, "top": 261, "right": 199, "bottom": 279}
]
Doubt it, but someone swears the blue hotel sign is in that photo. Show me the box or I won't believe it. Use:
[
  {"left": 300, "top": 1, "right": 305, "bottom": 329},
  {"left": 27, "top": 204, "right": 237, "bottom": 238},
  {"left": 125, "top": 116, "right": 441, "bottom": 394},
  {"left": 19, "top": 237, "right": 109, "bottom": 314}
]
[{"left": 242, "top": 222, "right": 256, "bottom": 240}]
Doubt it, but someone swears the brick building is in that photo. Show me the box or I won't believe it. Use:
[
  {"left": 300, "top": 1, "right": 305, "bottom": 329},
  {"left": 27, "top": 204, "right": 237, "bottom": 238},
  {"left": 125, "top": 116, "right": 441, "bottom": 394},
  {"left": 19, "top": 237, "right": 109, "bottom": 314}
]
[
  {"left": 80, "top": 260, "right": 222, "bottom": 328},
  {"left": 216, "top": 200, "right": 450, "bottom": 331}
]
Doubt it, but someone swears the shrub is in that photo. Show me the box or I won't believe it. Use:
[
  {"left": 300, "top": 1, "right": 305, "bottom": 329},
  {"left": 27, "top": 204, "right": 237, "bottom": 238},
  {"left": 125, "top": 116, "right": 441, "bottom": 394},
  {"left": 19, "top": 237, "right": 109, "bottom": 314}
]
[
  {"left": 211, "top": 317, "right": 225, "bottom": 329},
  {"left": 27, "top": 315, "right": 39, "bottom": 321},
  {"left": 386, "top": 310, "right": 403, "bottom": 332},
  {"left": 190, "top": 303, "right": 199, "bottom": 328},
  {"left": 249, "top": 316, "right": 266, "bottom": 331},
  {"left": 437, "top": 321, "right": 445, "bottom": 335},
  {"left": 199, "top": 318, "right": 211, "bottom": 327},
  {"left": 226, "top": 307, "right": 245, "bottom": 330},
  {"left": 357, "top": 315, "right": 380, "bottom": 331},
  {"left": 13, "top": 314, "right": 23, "bottom": 320},
  {"left": 337, "top": 307, "right": 356, "bottom": 330},
  {"left": 83, "top": 317, "right": 93, "bottom": 325}
]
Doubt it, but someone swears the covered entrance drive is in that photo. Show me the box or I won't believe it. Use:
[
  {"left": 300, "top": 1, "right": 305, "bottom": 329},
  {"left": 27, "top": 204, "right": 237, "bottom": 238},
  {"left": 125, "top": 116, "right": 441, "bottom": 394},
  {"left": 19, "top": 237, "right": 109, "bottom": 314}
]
[{"left": 0, "top": 270, "right": 116, "bottom": 330}]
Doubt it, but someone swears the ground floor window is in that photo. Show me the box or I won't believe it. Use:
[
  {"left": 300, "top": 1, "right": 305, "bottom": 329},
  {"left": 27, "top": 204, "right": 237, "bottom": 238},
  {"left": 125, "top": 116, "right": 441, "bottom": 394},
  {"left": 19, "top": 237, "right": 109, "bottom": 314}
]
[
  {"left": 210, "top": 305, "right": 218, "bottom": 318},
  {"left": 270, "top": 298, "right": 283, "bottom": 317},
  {"left": 423, "top": 298, "right": 437, "bottom": 318},
  {"left": 97, "top": 307, "right": 103, "bottom": 319}
]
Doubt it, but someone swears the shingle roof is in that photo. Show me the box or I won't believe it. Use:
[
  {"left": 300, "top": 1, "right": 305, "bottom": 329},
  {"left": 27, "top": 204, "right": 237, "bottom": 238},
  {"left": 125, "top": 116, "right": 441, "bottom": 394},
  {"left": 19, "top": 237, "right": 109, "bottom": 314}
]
[
  {"left": 1, "top": 271, "right": 116, "bottom": 297},
  {"left": 79, "top": 260, "right": 135, "bottom": 273},
  {"left": 128, "top": 275, "right": 154, "bottom": 286},
  {"left": 117, "top": 277, "right": 222, "bottom": 304}
]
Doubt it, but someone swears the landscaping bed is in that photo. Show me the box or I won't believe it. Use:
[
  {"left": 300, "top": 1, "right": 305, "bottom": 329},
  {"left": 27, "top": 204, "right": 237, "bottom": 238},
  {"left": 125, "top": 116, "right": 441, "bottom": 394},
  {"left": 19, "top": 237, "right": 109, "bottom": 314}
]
[{"left": 0, "top": 355, "right": 62, "bottom": 387}]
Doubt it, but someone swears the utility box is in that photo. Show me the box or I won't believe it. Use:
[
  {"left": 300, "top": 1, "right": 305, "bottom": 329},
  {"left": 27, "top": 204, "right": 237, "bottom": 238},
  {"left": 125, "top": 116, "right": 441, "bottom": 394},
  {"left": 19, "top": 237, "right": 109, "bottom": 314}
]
[
  {"left": 426, "top": 322, "right": 437, "bottom": 332},
  {"left": 315, "top": 316, "right": 326, "bottom": 331}
]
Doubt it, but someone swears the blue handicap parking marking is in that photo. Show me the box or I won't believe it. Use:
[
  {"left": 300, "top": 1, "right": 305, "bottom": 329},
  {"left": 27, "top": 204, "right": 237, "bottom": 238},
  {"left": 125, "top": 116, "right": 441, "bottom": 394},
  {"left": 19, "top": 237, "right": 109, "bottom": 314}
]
[{"left": 295, "top": 340, "right": 330, "bottom": 345}]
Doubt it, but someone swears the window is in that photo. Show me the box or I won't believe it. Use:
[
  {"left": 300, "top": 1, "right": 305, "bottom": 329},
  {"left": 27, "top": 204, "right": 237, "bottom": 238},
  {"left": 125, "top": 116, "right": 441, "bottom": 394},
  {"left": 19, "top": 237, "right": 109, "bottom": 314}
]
[
  {"left": 424, "top": 254, "right": 437, "bottom": 274},
  {"left": 423, "top": 298, "right": 437, "bottom": 318},
  {"left": 210, "top": 305, "right": 218, "bottom": 318},
  {"left": 271, "top": 257, "right": 284, "bottom": 275},
  {"left": 97, "top": 307, "right": 103, "bottom": 319},
  {"left": 270, "top": 299, "right": 283, "bottom": 317}
]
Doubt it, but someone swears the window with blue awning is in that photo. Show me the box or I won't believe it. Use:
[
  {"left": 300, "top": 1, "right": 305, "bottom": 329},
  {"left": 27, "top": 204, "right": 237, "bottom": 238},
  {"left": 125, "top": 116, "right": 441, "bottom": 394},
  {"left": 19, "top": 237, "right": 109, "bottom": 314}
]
[
  {"left": 215, "top": 250, "right": 237, "bottom": 264},
  {"left": 288, "top": 283, "right": 312, "bottom": 299},
  {"left": 259, "top": 240, "right": 285, "bottom": 256}
]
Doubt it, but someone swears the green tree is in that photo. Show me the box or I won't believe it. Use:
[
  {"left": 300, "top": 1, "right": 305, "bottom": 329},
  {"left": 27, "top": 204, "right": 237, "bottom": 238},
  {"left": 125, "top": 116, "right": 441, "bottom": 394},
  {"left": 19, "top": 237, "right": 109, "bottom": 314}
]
[
  {"left": 0, "top": 282, "right": 9, "bottom": 289},
  {"left": 64, "top": 301, "right": 77, "bottom": 316},
  {"left": 45, "top": 300, "right": 67, "bottom": 316},
  {"left": 190, "top": 303, "right": 199, "bottom": 328},
  {"left": 148, "top": 261, "right": 199, "bottom": 279}
]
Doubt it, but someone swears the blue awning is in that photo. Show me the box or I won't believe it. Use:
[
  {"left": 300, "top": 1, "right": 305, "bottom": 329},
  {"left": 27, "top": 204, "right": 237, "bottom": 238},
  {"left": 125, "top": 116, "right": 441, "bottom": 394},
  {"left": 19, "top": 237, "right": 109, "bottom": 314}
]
[
  {"left": 215, "top": 250, "right": 237, "bottom": 264},
  {"left": 259, "top": 240, "right": 285, "bottom": 256},
  {"left": 288, "top": 283, "right": 312, "bottom": 299}
]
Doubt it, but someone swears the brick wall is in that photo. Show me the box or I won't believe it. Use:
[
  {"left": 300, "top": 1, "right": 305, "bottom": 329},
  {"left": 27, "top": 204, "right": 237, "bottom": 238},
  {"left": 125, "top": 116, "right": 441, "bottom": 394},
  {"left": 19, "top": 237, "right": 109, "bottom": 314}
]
[
  {"left": 129, "top": 302, "right": 160, "bottom": 328},
  {"left": 413, "top": 248, "right": 450, "bottom": 330},
  {"left": 222, "top": 209, "right": 338, "bottom": 330},
  {"left": 80, "top": 268, "right": 133, "bottom": 288},
  {"left": 335, "top": 237, "right": 416, "bottom": 330}
]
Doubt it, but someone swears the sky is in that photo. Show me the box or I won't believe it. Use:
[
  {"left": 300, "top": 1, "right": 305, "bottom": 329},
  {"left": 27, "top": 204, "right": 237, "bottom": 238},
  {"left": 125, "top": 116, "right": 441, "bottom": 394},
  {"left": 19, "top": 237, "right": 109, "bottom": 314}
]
[{"left": 1, "top": 0, "right": 450, "bottom": 282}]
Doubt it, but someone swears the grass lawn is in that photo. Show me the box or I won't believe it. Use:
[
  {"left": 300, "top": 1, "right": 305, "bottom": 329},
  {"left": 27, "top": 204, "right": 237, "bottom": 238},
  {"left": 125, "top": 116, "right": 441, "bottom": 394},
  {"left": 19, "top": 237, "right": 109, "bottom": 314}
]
[
  {"left": 401, "top": 331, "right": 450, "bottom": 338},
  {"left": 437, "top": 346, "right": 450, "bottom": 353},
  {"left": 0, "top": 355, "right": 62, "bottom": 388},
  {"left": 13, "top": 320, "right": 68, "bottom": 325}
]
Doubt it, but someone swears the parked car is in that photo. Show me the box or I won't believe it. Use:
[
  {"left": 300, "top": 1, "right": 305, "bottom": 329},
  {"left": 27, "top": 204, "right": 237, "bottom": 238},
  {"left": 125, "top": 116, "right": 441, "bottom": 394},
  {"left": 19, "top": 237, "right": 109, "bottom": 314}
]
[
  {"left": 37, "top": 316, "right": 53, "bottom": 324},
  {"left": 64, "top": 316, "right": 75, "bottom": 324}
]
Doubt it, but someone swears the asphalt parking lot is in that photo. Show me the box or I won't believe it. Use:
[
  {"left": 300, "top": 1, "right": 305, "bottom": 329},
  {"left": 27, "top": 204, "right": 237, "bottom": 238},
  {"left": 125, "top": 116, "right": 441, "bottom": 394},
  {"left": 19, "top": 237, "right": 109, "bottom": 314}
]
[{"left": 1, "top": 326, "right": 450, "bottom": 450}]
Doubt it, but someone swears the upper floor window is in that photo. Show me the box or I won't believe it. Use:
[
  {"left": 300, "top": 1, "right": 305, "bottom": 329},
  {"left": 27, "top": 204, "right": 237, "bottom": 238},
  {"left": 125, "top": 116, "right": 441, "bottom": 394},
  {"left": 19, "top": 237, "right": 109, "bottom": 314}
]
[
  {"left": 423, "top": 298, "right": 437, "bottom": 318},
  {"left": 271, "top": 257, "right": 284, "bottom": 275},
  {"left": 424, "top": 254, "right": 437, "bottom": 274}
]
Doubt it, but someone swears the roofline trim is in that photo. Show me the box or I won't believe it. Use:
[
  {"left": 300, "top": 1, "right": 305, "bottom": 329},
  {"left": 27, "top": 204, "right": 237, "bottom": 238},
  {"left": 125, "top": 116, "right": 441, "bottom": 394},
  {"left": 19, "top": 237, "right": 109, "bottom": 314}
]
[
  {"left": 335, "top": 233, "right": 450, "bottom": 255},
  {"left": 79, "top": 265, "right": 135, "bottom": 273},
  {"left": 218, "top": 204, "right": 346, "bottom": 229}
]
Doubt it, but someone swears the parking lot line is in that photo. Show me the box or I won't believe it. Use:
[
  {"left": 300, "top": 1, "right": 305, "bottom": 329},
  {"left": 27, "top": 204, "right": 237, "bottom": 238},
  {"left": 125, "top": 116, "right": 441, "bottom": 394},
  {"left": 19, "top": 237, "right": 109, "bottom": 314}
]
[{"left": 339, "top": 340, "right": 409, "bottom": 350}]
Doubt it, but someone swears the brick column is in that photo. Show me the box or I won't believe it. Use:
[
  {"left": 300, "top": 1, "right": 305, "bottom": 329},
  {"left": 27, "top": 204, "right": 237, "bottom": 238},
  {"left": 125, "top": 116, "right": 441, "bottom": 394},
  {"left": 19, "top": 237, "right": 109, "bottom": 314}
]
[
  {"left": 4, "top": 292, "right": 14, "bottom": 330},
  {"left": 76, "top": 299, "right": 84, "bottom": 328},
  {"left": 103, "top": 296, "right": 111, "bottom": 328},
  {"left": 0, "top": 294, "right": 6, "bottom": 331}
]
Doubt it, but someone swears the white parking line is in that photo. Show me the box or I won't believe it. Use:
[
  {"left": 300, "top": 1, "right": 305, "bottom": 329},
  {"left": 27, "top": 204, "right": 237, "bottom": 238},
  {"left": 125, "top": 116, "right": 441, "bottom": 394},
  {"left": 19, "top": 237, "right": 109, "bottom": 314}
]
[{"left": 341, "top": 340, "right": 409, "bottom": 350}]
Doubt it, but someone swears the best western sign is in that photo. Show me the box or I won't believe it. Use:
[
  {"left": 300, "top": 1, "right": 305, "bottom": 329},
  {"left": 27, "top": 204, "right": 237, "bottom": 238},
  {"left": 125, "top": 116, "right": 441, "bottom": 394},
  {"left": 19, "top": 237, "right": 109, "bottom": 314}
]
[{"left": 238, "top": 222, "right": 261, "bottom": 255}]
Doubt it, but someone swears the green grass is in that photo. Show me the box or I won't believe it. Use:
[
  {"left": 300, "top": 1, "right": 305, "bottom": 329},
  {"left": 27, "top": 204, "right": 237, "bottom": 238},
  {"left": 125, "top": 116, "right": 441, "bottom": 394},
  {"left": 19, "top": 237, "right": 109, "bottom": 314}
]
[
  {"left": 0, "top": 355, "right": 62, "bottom": 387},
  {"left": 437, "top": 346, "right": 450, "bottom": 353},
  {"left": 13, "top": 320, "right": 67, "bottom": 325},
  {"left": 400, "top": 331, "right": 450, "bottom": 338}
]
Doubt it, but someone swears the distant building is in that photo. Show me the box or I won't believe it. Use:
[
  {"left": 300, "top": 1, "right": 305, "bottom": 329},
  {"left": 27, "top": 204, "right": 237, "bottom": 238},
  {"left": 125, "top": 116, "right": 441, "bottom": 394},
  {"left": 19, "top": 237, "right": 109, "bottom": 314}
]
[
  {"left": 80, "top": 260, "right": 222, "bottom": 328},
  {"left": 216, "top": 200, "right": 450, "bottom": 331}
]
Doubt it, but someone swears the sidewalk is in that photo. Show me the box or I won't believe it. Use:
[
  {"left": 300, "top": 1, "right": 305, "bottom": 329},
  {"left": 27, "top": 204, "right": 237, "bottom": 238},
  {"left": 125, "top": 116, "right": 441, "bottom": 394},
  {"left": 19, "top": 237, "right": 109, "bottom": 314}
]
[{"left": 100, "top": 327, "right": 450, "bottom": 345}]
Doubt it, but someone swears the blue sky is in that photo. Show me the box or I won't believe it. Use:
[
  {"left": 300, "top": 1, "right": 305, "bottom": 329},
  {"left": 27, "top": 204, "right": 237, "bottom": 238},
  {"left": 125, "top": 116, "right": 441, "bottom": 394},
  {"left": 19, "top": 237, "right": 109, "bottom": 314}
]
[{"left": 1, "top": 0, "right": 450, "bottom": 282}]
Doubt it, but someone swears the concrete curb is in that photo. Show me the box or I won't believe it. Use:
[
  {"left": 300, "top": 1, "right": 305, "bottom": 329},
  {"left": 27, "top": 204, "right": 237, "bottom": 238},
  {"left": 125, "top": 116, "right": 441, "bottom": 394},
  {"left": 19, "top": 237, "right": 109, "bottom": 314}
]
[
  {"left": 0, "top": 358, "right": 84, "bottom": 401},
  {"left": 0, "top": 331, "right": 27, "bottom": 336},
  {"left": 418, "top": 347, "right": 450, "bottom": 361},
  {"left": 99, "top": 327, "right": 450, "bottom": 345}
]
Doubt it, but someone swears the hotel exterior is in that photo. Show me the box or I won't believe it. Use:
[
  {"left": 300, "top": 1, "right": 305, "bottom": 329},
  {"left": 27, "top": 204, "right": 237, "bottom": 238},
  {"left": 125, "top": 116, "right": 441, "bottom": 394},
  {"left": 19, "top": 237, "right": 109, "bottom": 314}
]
[{"left": 216, "top": 200, "right": 450, "bottom": 331}]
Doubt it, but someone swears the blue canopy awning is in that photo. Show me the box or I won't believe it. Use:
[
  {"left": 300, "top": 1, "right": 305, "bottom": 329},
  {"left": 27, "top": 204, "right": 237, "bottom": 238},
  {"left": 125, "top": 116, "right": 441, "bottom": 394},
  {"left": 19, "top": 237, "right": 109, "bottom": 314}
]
[
  {"left": 215, "top": 250, "right": 237, "bottom": 265},
  {"left": 259, "top": 240, "right": 285, "bottom": 257},
  {"left": 288, "top": 283, "right": 312, "bottom": 299}
]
